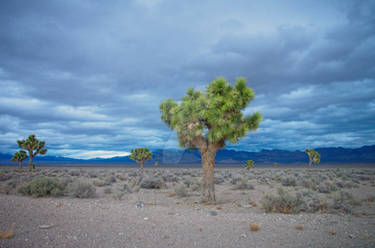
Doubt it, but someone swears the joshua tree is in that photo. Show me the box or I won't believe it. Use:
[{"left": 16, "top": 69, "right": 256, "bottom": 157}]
[
  {"left": 305, "top": 148, "right": 320, "bottom": 167},
  {"left": 11, "top": 150, "right": 27, "bottom": 168},
  {"left": 244, "top": 160, "right": 254, "bottom": 171},
  {"left": 154, "top": 161, "right": 159, "bottom": 166},
  {"left": 17, "top": 134, "right": 47, "bottom": 171},
  {"left": 129, "top": 148, "right": 153, "bottom": 172},
  {"left": 274, "top": 162, "right": 279, "bottom": 167},
  {"left": 160, "top": 77, "right": 262, "bottom": 203}
]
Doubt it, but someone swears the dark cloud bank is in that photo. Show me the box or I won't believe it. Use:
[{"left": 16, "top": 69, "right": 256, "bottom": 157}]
[{"left": 0, "top": 0, "right": 374, "bottom": 158}]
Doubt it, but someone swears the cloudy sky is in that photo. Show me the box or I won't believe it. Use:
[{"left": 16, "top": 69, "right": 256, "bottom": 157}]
[{"left": 0, "top": 0, "right": 374, "bottom": 159}]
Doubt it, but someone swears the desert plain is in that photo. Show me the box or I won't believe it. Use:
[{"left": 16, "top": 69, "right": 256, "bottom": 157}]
[{"left": 0, "top": 166, "right": 374, "bottom": 248}]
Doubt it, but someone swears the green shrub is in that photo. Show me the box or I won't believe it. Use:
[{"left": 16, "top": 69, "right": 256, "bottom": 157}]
[
  {"left": 174, "top": 184, "right": 188, "bottom": 198},
  {"left": 262, "top": 187, "right": 304, "bottom": 214},
  {"left": 17, "top": 177, "right": 65, "bottom": 197},
  {"left": 68, "top": 180, "right": 96, "bottom": 198}
]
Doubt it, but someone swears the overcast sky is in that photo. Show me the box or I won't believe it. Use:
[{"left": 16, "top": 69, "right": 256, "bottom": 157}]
[{"left": 0, "top": 0, "right": 374, "bottom": 158}]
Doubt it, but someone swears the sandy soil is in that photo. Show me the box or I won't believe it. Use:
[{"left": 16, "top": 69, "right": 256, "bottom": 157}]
[
  {"left": 0, "top": 167, "right": 375, "bottom": 247},
  {"left": 0, "top": 191, "right": 374, "bottom": 248}
]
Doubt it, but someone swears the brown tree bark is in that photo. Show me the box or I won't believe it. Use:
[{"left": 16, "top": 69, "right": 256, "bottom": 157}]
[
  {"left": 200, "top": 143, "right": 218, "bottom": 204},
  {"left": 29, "top": 154, "right": 34, "bottom": 171},
  {"left": 19, "top": 161, "right": 22, "bottom": 169}
]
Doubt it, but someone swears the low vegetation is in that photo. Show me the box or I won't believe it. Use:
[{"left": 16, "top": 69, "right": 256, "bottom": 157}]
[
  {"left": 17, "top": 177, "right": 65, "bottom": 197},
  {"left": 0, "top": 167, "right": 373, "bottom": 216}
]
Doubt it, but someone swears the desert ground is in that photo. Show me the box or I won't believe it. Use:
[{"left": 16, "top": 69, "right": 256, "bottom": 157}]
[{"left": 0, "top": 166, "right": 374, "bottom": 248}]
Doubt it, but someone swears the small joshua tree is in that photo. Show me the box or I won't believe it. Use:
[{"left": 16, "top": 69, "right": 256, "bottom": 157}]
[
  {"left": 17, "top": 134, "right": 47, "bottom": 171},
  {"left": 11, "top": 150, "right": 27, "bottom": 168},
  {"left": 129, "top": 148, "right": 152, "bottom": 172},
  {"left": 244, "top": 160, "right": 254, "bottom": 171},
  {"left": 154, "top": 161, "right": 159, "bottom": 166},
  {"left": 274, "top": 162, "right": 278, "bottom": 167},
  {"left": 305, "top": 148, "right": 320, "bottom": 167},
  {"left": 160, "top": 77, "right": 262, "bottom": 203}
]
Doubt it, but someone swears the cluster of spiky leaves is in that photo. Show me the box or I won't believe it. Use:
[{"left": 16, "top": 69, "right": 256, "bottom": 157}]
[
  {"left": 160, "top": 77, "right": 262, "bottom": 149},
  {"left": 305, "top": 148, "right": 321, "bottom": 164},
  {"left": 129, "top": 148, "right": 153, "bottom": 164},
  {"left": 17, "top": 134, "right": 47, "bottom": 156},
  {"left": 244, "top": 160, "right": 254, "bottom": 170},
  {"left": 11, "top": 150, "right": 27, "bottom": 163}
]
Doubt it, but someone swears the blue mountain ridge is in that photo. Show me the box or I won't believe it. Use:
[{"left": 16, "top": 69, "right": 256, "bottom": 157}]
[{"left": 1, "top": 145, "right": 374, "bottom": 166}]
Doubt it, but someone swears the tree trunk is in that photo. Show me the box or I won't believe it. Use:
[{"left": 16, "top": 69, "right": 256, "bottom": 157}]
[
  {"left": 19, "top": 161, "right": 22, "bottom": 169},
  {"left": 29, "top": 154, "right": 33, "bottom": 171},
  {"left": 201, "top": 147, "right": 217, "bottom": 204},
  {"left": 308, "top": 158, "right": 312, "bottom": 167}
]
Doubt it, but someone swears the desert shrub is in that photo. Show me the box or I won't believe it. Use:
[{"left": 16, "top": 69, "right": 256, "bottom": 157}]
[
  {"left": 105, "top": 176, "right": 116, "bottom": 183},
  {"left": 88, "top": 171, "right": 98, "bottom": 178},
  {"left": 330, "top": 191, "right": 355, "bottom": 213},
  {"left": 174, "top": 184, "right": 188, "bottom": 198},
  {"left": 230, "top": 176, "right": 242, "bottom": 185},
  {"left": 281, "top": 177, "right": 297, "bottom": 187},
  {"left": 189, "top": 181, "right": 201, "bottom": 192},
  {"left": 162, "top": 174, "right": 179, "bottom": 182},
  {"left": 68, "top": 180, "right": 96, "bottom": 198},
  {"left": 233, "top": 177, "right": 254, "bottom": 190},
  {"left": 262, "top": 188, "right": 304, "bottom": 214},
  {"left": 140, "top": 177, "right": 165, "bottom": 189},
  {"left": 69, "top": 170, "right": 80, "bottom": 177},
  {"left": 214, "top": 176, "right": 225, "bottom": 185},
  {"left": 123, "top": 183, "right": 132, "bottom": 193},
  {"left": 17, "top": 177, "right": 65, "bottom": 197},
  {"left": 104, "top": 187, "right": 112, "bottom": 194},
  {"left": 116, "top": 174, "right": 127, "bottom": 181},
  {"left": 113, "top": 191, "right": 125, "bottom": 200},
  {"left": 317, "top": 184, "right": 331, "bottom": 193},
  {"left": 93, "top": 180, "right": 105, "bottom": 187},
  {"left": 0, "top": 171, "right": 11, "bottom": 182}
]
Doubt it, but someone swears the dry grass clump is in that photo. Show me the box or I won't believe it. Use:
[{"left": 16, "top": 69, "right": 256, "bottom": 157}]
[
  {"left": 262, "top": 188, "right": 304, "bottom": 214},
  {"left": 250, "top": 223, "right": 260, "bottom": 231},
  {"left": 67, "top": 180, "right": 96, "bottom": 198},
  {"left": 0, "top": 224, "right": 14, "bottom": 239},
  {"left": 295, "top": 225, "right": 304, "bottom": 230}
]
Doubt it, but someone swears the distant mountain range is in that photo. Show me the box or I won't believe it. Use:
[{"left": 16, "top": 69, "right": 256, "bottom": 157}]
[{"left": 1, "top": 145, "right": 375, "bottom": 166}]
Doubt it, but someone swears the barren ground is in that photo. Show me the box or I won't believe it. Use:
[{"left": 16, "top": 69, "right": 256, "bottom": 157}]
[{"left": 0, "top": 167, "right": 374, "bottom": 248}]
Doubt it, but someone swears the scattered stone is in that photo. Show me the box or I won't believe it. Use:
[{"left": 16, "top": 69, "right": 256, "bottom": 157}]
[
  {"left": 208, "top": 211, "right": 218, "bottom": 216},
  {"left": 135, "top": 201, "right": 144, "bottom": 208},
  {"left": 39, "top": 224, "right": 54, "bottom": 229}
]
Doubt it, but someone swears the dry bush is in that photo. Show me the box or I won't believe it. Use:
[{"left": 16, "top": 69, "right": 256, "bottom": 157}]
[
  {"left": 67, "top": 180, "right": 96, "bottom": 198},
  {"left": 0, "top": 224, "right": 14, "bottom": 239},
  {"left": 16, "top": 177, "right": 66, "bottom": 197},
  {"left": 262, "top": 188, "right": 304, "bottom": 214},
  {"left": 295, "top": 225, "right": 304, "bottom": 230},
  {"left": 250, "top": 223, "right": 260, "bottom": 231}
]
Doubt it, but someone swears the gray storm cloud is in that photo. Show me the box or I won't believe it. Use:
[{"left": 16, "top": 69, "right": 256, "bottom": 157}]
[{"left": 0, "top": 0, "right": 374, "bottom": 158}]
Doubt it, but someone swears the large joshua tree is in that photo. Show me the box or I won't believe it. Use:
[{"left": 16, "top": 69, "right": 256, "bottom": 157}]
[
  {"left": 11, "top": 150, "right": 28, "bottom": 168},
  {"left": 129, "top": 148, "right": 153, "bottom": 173},
  {"left": 17, "top": 134, "right": 47, "bottom": 171},
  {"left": 160, "top": 77, "right": 262, "bottom": 203},
  {"left": 305, "top": 148, "right": 320, "bottom": 167}
]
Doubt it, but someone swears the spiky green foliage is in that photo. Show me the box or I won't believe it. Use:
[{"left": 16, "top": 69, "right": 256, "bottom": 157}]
[
  {"left": 129, "top": 148, "right": 152, "bottom": 170},
  {"left": 160, "top": 77, "right": 262, "bottom": 149},
  {"left": 17, "top": 134, "right": 47, "bottom": 170},
  {"left": 305, "top": 148, "right": 320, "bottom": 167},
  {"left": 160, "top": 77, "right": 262, "bottom": 203},
  {"left": 244, "top": 160, "right": 254, "bottom": 171},
  {"left": 11, "top": 150, "right": 27, "bottom": 168}
]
